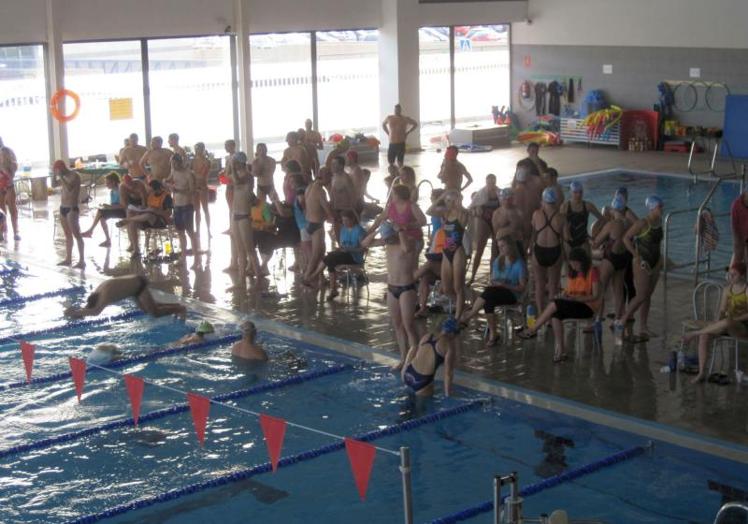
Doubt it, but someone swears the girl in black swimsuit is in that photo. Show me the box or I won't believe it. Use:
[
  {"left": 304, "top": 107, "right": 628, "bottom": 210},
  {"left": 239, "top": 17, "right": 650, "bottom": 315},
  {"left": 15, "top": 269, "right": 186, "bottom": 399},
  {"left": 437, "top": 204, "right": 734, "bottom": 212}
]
[
  {"left": 468, "top": 174, "right": 500, "bottom": 285},
  {"left": 438, "top": 191, "right": 470, "bottom": 320},
  {"left": 531, "top": 187, "right": 565, "bottom": 312},
  {"left": 592, "top": 195, "right": 632, "bottom": 324},
  {"left": 616, "top": 195, "right": 665, "bottom": 342},
  {"left": 561, "top": 180, "right": 603, "bottom": 257}
]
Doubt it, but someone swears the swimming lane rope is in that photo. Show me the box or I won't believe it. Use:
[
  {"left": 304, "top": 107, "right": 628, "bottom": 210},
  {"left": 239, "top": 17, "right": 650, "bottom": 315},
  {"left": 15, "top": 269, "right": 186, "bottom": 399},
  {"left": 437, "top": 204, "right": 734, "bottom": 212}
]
[
  {"left": 429, "top": 444, "right": 648, "bottom": 524},
  {"left": 0, "top": 363, "right": 351, "bottom": 461},
  {"left": 0, "top": 285, "right": 85, "bottom": 308},
  {"left": 0, "top": 310, "right": 146, "bottom": 345},
  {"left": 0, "top": 334, "right": 242, "bottom": 391},
  {"left": 0, "top": 267, "right": 21, "bottom": 277},
  {"left": 65, "top": 399, "right": 484, "bottom": 524}
]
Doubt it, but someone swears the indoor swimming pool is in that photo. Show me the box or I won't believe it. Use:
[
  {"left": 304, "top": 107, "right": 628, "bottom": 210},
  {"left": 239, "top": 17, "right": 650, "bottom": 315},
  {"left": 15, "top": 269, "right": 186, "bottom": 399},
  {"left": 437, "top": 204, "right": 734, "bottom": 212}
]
[{"left": 0, "top": 263, "right": 746, "bottom": 523}]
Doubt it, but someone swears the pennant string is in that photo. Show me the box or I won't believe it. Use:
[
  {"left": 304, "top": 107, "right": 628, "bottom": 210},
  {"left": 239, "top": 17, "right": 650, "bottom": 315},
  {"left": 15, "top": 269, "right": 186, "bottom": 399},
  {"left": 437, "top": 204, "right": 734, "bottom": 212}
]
[
  {"left": 83, "top": 360, "right": 400, "bottom": 456},
  {"left": 5, "top": 333, "right": 400, "bottom": 456}
]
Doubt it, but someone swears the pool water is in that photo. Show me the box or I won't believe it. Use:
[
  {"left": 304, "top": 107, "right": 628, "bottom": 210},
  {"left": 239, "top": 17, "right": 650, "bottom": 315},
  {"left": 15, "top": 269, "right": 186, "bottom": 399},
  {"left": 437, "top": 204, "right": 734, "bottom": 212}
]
[
  {"left": 0, "top": 268, "right": 746, "bottom": 523},
  {"left": 569, "top": 170, "right": 739, "bottom": 274}
]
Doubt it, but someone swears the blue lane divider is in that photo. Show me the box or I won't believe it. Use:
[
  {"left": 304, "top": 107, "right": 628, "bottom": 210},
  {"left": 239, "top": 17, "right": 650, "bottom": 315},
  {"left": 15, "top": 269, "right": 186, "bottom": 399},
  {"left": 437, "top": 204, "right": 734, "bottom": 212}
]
[
  {"left": 0, "top": 268, "right": 21, "bottom": 277},
  {"left": 66, "top": 399, "right": 483, "bottom": 524},
  {"left": 0, "top": 363, "right": 350, "bottom": 461},
  {"left": 0, "top": 334, "right": 242, "bottom": 392},
  {"left": 429, "top": 445, "right": 647, "bottom": 524},
  {"left": 0, "top": 285, "right": 86, "bottom": 308},
  {"left": 0, "top": 310, "right": 147, "bottom": 345}
]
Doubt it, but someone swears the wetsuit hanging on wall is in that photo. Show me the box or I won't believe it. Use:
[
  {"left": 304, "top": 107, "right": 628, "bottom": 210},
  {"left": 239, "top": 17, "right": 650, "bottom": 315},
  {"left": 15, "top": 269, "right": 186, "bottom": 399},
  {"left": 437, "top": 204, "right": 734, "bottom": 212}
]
[
  {"left": 534, "top": 82, "right": 547, "bottom": 116},
  {"left": 548, "top": 81, "right": 562, "bottom": 116},
  {"left": 568, "top": 78, "right": 575, "bottom": 104}
]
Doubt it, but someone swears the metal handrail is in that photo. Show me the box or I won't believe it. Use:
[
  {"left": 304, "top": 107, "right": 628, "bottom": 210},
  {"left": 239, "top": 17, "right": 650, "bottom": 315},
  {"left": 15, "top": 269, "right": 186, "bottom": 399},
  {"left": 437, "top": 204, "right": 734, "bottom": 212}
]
[
  {"left": 688, "top": 137, "right": 738, "bottom": 183},
  {"left": 713, "top": 502, "right": 748, "bottom": 524}
]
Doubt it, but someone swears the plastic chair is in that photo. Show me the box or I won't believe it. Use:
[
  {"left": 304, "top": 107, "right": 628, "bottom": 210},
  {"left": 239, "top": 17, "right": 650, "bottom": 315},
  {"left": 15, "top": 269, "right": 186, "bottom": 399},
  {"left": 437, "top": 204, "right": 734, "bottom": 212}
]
[
  {"left": 563, "top": 317, "right": 601, "bottom": 352},
  {"left": 683, "top": 281, "right": 740, "bottom": 378},
  {"left": 143, "top": 224, "right": 176, "bottom": 261},
  {"left": 335, "top": 250, "right": 369, "bottom": 298}
]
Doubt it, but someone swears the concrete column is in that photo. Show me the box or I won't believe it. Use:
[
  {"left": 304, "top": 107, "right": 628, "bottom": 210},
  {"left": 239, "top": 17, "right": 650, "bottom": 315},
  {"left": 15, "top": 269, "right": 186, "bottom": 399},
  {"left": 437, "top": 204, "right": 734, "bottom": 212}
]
[
  {"left": 378, "top": 0, "right": 421, "bottom": 150},
  {"left": 234, "top": 0, "right": 253, "bottom": 153},
  {"left": 45, "top": 0, "right": 68, "bottom": 163}
]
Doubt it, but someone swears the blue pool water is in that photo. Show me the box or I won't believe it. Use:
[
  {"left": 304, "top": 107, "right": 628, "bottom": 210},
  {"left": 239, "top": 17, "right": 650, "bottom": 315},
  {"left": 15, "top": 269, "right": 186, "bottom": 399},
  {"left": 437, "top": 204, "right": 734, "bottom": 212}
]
[
  {"left": 568, "top": 170, "right": 739, "bottom": 273},
  {"left": 0, "top": 267, "right": 746, "bottom": 522}
]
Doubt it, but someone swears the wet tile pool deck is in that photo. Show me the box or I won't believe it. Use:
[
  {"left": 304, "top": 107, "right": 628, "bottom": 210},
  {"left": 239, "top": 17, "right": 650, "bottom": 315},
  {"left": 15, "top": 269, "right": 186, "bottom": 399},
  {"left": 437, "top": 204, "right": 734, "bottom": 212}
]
[{"left": 3, "top": 144, "right": 747, "bottom": 450}]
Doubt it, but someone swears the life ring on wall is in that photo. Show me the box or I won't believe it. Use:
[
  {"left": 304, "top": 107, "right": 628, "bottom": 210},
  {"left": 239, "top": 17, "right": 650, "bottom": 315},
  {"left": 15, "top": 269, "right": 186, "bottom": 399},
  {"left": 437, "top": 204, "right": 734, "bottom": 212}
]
[{"left": 50, "top": 89, "right": 80, "bottom": 122}]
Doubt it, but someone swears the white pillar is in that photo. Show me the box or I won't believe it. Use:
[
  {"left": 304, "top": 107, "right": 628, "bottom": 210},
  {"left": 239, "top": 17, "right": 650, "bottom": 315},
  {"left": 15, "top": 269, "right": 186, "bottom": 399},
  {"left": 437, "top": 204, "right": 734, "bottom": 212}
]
[
  {"left": 234, "top": 0, "right": 253, "bottom": 153},
  {"left": 378, "top": 0, "right": 421, "bottom": 150},
  {"left": 45, "top": 0, "right": 68, "bottom": 163}
]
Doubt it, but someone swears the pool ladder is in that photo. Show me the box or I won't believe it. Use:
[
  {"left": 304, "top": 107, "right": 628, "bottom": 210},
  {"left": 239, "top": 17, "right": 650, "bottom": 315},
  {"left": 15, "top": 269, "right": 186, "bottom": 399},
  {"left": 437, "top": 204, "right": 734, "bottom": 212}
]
[
  {"left": 663, "top": 138, "right": 745, "bottom": 297},
  {"left": 495, "top": 473, "right": 606, "bottom": 524},
  {"left": 713, "top": 502, "right": 748, "bottom": 524}
]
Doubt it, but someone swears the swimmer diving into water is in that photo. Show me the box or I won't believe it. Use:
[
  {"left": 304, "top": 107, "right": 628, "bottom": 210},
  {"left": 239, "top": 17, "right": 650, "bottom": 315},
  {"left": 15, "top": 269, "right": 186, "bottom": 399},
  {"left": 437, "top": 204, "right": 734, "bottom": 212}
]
[{"left": 65, "top": 274, "right": 187, "bottom": 320}]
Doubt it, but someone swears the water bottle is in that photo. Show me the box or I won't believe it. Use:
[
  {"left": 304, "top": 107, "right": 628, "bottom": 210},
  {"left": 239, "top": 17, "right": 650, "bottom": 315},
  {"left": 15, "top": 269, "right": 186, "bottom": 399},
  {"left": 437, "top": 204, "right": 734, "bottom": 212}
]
[
  {"left": 593, "top": 319, "right": 603, "bottom": 340},
  {"left": 526, "top": 305, "right": 537, "bottom": 330},
  {"left": 668, "top": 351, "right": 677, "bottom": 372},
  {"left": 677, "top": 350, "right": 685, "bottom": 371}
]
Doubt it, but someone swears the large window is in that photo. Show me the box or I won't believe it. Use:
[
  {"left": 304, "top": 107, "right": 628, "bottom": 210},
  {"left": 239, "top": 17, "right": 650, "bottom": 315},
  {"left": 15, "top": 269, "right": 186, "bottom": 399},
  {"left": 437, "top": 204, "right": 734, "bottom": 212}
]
[
  {"left": 419, "top": 24, "right": 510, "bottom": 146},
  {"left": 250, "top": 33, "right": 313, "bottom": 155},
  {"left": 453, "top": 25, "right": 510, "bottom": 125},
  {"left": 418, "top": 27, "right": 451, "bottom": 146},
  {"left": 148, "top": 36, "right": 233, "bottom": 157},
  {"left": 316, "top": 30, "right": 379, "bottom": 136},
  {"left": 0, "top": 45, "right": 49, "bottom": 168},
  {"left": 63, "top": 40, "right": 145, "bottom": 162}
]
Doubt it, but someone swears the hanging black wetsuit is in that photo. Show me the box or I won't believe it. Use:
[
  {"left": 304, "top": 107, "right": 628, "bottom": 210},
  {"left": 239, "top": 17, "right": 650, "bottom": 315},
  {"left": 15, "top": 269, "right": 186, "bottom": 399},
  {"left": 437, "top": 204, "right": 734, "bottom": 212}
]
[
  {"left": 534, "top": 82, "right": 547, "bottom": 116},
  {"left": 548, "top": 81, "right": 562, "bottom": 116}
]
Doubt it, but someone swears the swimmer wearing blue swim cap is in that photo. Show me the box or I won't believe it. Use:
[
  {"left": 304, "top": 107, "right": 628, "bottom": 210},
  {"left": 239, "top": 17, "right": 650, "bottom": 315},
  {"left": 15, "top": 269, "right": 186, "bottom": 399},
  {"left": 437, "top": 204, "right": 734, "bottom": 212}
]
[
  {"left": 611, "top": 194, "right": 626, "bottom": 211},
  {"left": 541, "top": 187, "right": 557, "bottom": 204},
  {"left": 401, "top": 318, "right": 458, "bottom": 397},
  {"left": 613, "top": 194, "right": 664, "bottom": 340},
  {"left": 645, "top": 195, "right": 664, "bottom": 210}
]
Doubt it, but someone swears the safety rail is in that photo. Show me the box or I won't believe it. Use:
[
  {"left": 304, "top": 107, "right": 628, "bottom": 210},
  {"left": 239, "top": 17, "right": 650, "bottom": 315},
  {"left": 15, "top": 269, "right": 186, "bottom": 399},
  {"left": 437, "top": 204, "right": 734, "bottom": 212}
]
[
  {"left": 688, "top": 137, "right": 739, "bottom": 184},
  {"left": 662, "top": 207, "right": 731, "bottom": 289}
]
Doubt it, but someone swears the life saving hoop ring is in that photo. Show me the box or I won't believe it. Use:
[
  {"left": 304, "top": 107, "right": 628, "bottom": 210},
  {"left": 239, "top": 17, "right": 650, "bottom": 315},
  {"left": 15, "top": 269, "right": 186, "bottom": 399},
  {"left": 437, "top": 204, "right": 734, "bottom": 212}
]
[{"left": 50, "top": 89, "right": 80, "bottom": 122}]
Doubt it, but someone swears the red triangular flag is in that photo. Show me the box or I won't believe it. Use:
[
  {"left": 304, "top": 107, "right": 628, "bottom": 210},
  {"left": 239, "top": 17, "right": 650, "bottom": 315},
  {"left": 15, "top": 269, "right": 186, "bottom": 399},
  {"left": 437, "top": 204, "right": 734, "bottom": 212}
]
[
  {"left": 259, "top": 414, "right": 287, "bottom": 472},
  {"left": 344, "top": 438, "right": 376, "bottom": 501},
  {"left": 187, "top": 393, "right": 210, "bottom": 446},
  {"left": 68, "top": 357, "right": 87, "bottom": 403},
  {"left": 124, "top": 375, "right": 145, "bottom": 426},
  {"left": 20, "top": 341, "right": 35, "bottom": 383}
]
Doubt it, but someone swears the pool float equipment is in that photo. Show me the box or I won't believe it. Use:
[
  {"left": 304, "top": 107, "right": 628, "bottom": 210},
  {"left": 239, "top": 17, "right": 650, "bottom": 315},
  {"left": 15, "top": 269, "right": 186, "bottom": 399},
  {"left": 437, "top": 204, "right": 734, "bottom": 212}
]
[{"left": 583, "top": 105, "right": 622, "bottom": 140}]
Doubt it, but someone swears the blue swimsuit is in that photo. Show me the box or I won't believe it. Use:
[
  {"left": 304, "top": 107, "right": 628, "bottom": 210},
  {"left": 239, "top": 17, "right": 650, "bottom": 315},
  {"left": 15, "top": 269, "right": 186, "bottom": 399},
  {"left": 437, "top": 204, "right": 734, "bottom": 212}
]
[{"left": 404, "top": 335, "right": 445, "bottom": 392}]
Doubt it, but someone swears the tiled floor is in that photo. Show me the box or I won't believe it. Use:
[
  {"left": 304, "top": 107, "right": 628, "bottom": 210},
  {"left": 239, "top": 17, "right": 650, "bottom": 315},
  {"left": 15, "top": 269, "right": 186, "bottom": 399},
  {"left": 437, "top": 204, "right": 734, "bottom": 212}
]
[{"left": 3, "top": 143, "right": 747, "bottom": 448}]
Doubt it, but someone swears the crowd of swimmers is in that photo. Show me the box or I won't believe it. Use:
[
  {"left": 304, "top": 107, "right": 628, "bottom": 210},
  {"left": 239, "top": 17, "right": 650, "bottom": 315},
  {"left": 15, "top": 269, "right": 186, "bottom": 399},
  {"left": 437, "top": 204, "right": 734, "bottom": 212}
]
[{"left": 8, "top": 101, "right": 748, "bottom": 394}]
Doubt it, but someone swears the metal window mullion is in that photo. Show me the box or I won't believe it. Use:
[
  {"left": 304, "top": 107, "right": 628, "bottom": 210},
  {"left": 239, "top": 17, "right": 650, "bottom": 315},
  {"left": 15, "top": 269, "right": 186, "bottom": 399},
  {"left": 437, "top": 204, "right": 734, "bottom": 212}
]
[
  {"left": 43, "top": 43, "right": 55, "bottom": 165},
  {"left": 230, "top": 34, "right": 240, "bottom": 145},
  {"left": 449, "top": 26, "right": 456, "bottom": 129},
  {"left": 311, "top": 31, "right": 319, "bottom": 130},
  {"left": 141, "top": 39, "right": 152, "bottom": 143}
]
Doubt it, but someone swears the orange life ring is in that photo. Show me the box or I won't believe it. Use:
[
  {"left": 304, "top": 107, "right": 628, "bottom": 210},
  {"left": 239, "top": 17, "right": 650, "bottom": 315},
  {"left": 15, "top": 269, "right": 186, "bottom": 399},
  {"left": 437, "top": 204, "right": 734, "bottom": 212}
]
[{"left": 50, "top": 89, "right": 80, "bottom": 123}]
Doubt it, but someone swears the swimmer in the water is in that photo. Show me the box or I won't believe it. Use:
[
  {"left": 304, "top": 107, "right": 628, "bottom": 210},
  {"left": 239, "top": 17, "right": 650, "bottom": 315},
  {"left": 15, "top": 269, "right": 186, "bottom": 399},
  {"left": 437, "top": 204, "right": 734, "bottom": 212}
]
[
  {"left": 65, "top": 274, "right": 187, "bottom": 320},
  {"left": 174, "top": 321, "right": 214, "bottom": 346},
  {"left": 231, "top": 320, "right": 268, "bottom": 361},
  {"left": 86, "top": 343, "right": 122, "bottom": 366},
  {"left": 401, "top": 317, "right": 458, "bottom": 397}
]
